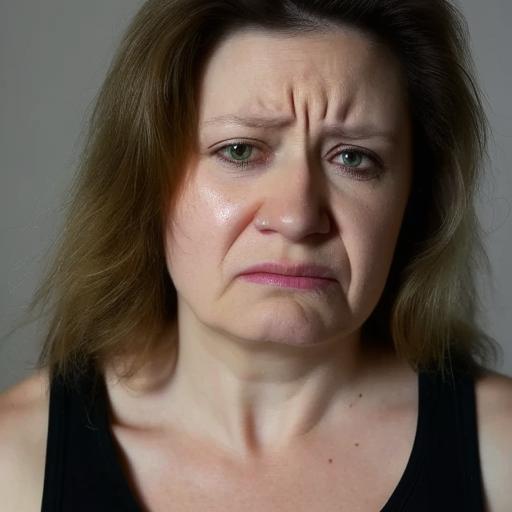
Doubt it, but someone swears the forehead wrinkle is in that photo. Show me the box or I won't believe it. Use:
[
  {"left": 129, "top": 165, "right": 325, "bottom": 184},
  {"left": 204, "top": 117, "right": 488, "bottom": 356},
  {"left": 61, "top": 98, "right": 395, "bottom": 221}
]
[
  {"left": 243, "top": 78, "right": 335, "bottom": 136},
  {"left": 204, "top": 79, "right": 389, "bottom": 140},
  {"left": 200, "top": 30, "right": 406, "bottom": 141},
  {"left": 287, "top": 80, "right": 331, "bottom": 135},
  {"left": 203, "top": 61, "right": 396, "bottom": 136},
  {"left": 240, "top": 49, "right": 349, "bottom": 124},
  {"left": 328, "top": 85, "right": 356, "bottom": 130}
]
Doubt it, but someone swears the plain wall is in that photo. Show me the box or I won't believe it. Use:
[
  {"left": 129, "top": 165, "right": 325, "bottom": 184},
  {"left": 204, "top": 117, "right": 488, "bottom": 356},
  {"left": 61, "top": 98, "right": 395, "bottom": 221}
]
[{"left": 1, "top": 0, "right": 511, "bottom": 391}]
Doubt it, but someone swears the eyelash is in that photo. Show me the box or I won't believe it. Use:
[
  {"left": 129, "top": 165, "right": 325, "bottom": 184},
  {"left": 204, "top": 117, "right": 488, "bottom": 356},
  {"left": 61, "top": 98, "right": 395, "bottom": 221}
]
[{"left": 214, "top": 141, "right": 383, "bottom": 180}]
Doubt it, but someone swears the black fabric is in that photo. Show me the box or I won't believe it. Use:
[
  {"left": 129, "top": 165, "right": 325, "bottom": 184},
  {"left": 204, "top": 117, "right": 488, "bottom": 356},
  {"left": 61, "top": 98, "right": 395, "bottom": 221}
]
[{"left": 41, "top": 362, "right": 485, "bottom": 511}]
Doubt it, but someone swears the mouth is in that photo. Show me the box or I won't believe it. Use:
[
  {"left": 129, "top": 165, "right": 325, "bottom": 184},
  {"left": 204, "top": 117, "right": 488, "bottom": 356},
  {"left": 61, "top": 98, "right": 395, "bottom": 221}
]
[
  {"left": 239, "top": 273, "right": 336, "bottom": 290},
  {"left": 238, "top": 261, "right": 337, "bottom": 290}
]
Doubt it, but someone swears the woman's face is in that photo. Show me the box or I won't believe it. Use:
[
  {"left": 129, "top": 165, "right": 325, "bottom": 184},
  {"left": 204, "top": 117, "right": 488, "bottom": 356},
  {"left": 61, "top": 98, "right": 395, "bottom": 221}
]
[{"left": 164, "top": 27, "right": 412, "bottom": 348}]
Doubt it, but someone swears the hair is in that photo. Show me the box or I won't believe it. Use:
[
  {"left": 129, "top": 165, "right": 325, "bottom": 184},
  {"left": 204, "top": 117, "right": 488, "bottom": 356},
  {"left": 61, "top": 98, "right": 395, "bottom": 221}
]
[{"left": 8, "top": 0, "right": 502, "bottom": 387}]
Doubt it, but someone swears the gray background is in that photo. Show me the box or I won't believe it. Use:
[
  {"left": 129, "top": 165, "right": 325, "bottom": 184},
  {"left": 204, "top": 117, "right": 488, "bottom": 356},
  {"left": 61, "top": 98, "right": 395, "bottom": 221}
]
[{"left": 1, "top": 0, "right": 511, "bottom": 391}]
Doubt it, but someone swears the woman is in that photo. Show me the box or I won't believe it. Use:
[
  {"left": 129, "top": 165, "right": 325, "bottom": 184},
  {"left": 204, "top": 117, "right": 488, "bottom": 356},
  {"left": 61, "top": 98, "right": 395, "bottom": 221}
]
[{"left": 0, "top": 0, "right": 510, "bottom": 510}]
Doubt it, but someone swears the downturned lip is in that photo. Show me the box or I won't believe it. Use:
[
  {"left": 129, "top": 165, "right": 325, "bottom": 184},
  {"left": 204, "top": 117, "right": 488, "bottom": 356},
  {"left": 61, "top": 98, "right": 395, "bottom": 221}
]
[{"left": 239, "top": 262, "right": 337, "bottom": 280}]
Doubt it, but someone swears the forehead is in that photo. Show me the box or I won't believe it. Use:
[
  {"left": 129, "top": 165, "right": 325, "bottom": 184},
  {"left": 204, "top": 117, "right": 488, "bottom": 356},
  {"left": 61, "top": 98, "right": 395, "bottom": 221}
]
[{"left": 197, "top": 27, "right": 408, "bottom": 130}]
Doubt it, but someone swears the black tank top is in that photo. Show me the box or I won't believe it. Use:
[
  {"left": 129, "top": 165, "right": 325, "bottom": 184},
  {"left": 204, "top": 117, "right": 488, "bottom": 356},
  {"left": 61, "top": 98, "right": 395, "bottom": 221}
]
[{"left": 40, "top": 362, "right": 486, "bottom": 511}]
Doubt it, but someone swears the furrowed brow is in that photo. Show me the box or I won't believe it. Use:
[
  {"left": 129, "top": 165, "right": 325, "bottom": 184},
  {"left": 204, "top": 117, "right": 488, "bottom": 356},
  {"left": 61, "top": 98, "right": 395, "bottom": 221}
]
[
  {"left": 202, "top": 114, "right": 293, "bottom": 129},
  {"left": 202, "top": 114, "right": 396, "bottom": 142}
]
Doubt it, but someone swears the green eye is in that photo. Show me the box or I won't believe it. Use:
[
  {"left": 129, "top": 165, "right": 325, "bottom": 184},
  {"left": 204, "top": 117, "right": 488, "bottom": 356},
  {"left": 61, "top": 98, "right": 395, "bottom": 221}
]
[
  {"left": 216, "top": 142, "right": 259, "bottom": 170},
  {"left": 228, "top": 144, "right": 253, "bottom": 162},
  {"left": 340, "top": 151, "right": 363, "bottom": 167}
]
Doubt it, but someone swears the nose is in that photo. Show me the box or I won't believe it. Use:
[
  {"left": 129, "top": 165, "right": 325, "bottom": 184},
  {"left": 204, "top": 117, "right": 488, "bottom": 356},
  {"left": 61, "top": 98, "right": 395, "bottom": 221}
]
[{"left": 253, "top": 154, "right": 331, "bottom": 241}]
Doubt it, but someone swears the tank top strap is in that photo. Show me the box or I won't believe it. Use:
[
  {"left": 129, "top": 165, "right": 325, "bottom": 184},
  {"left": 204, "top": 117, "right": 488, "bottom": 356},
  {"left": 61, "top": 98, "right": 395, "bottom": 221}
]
[
  {"left": 381, "top": 369, "right": 438, "bottom": 511},
  {"left": 455, "top": 371, "right": 485, "bottom": 506},
  {"left": 40, "top": 369, "right": 68, "bottom": 511},
  {"left": 41, "top": 362, "right": 141, "bottom": 511},
  {"left": 431, "top": 367, "right": 485, "bottom": 510},
  {"left": 382, "top": 365, "right": 485, "bottom": 511}
]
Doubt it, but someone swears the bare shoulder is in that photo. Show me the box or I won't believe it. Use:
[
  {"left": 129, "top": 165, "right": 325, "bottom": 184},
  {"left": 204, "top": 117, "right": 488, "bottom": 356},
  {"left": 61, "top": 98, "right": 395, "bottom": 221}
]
[
  {"left": 0, "top": 368, "right": 51, "bottom": 511},
  {"left": 474, "top": 369, "right": 512, "bottom": 512}
]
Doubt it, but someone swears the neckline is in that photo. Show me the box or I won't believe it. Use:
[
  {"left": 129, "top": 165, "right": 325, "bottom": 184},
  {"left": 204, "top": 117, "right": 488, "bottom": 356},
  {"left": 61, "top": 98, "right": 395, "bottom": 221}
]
[{"left": 91, "top": 369, "right": 433, "bottom": 512}]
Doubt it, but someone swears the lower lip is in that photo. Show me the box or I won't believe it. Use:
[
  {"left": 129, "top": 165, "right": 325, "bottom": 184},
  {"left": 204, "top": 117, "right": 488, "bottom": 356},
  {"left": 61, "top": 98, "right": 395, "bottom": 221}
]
[{"left": 239, "top": 273, "right": 337, "bottom": 290}]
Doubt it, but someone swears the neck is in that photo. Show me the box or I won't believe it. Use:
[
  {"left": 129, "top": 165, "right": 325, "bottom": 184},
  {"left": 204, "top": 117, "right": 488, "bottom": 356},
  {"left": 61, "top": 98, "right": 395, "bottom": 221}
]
[{"left": 103, "top": 317, "right": 396, "bottom": 461}]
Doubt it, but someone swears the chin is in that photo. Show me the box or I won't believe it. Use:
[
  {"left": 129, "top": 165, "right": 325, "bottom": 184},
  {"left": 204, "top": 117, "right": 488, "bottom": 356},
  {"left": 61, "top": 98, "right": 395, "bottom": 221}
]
[{"left": 227, "top": 316, "right": 341, "bottom": 349}]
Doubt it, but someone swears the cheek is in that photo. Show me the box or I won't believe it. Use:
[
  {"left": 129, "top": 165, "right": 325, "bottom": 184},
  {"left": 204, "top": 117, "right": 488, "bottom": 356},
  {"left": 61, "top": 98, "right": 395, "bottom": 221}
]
[
  {"left": 339, "top": 187, "right": 408, "bottom": 304},
  {"left": 163, "top": 180, "right": 240, "bottom": 293}
]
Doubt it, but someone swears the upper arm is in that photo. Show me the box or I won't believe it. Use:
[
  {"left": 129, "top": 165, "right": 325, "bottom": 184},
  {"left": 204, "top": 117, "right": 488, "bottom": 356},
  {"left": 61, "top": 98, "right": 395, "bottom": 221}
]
[
  {"left": 475, "top": 370, "right": 512, "bottom": 512},
  {"left": 0, "top": 369, "right": 50, "bottom": 511}
]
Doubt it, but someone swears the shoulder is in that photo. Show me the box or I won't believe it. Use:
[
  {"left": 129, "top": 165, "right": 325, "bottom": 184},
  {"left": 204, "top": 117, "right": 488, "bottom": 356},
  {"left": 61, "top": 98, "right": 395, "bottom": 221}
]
[
  {"left": 0, "top": 368, "right": 51, "bottom": 511},
  {"left": 474, "top": 369, "right": 512, "bottom": 512}
]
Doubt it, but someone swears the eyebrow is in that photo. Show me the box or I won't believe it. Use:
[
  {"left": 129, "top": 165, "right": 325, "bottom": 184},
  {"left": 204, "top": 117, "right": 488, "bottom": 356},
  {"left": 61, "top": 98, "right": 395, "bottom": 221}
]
[{"left": 202, "top": 114, "right": 396, "bottom": 142}]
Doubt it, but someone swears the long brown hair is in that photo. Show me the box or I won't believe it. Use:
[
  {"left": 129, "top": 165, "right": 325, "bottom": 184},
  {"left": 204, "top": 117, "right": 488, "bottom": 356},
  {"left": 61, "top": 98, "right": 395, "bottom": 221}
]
[{"left": 10, "top": 0, "right": 501, "bottom": 386}]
